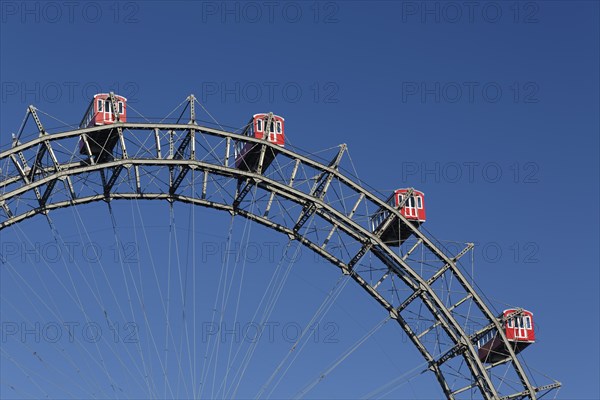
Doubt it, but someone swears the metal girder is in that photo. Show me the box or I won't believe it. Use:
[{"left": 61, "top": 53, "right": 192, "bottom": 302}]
[
  {"left": 263, "top": 191, "right": 276, "bottom": 217},
  {"left": 202, "top": 171, "right": 208, "bottom": 199},
  {"left": 255, "top": 144, "right": 267, "bottom": 175},
  {"left": 168, "top": 130, "right": 175, "bottom": 158},
  {"left": 29, "top": 105, "right": 45, "bottom": 134},
  {"left": 224, "top": 137, "right": 231, "bottom": 167},
  {"left": 189, "top": 129, "right": 195, "bottom": 160},
  {"left": 188, "top": 94, "right": 196, "bottom": 124},
  {"left": 117, "top": 126, "right": 128, "bottom": 159},
  {"left": 288, "top": 159, "right": 300, "bottom": 186},
  {"left": 154, "top": 128, "right": 162, "bottom": 159},
  {"left": 134, "top": 166, "right": 141, "bottom": 194}
]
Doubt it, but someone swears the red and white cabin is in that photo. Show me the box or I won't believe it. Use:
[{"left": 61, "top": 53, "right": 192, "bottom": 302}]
[
  {"left": 504, "top": 309, "right": 535, "bottom": 342},
  {"left": 235, "top": 113, "right": 285, "bottom": 172},
  {"left": 394, "top": 189, "right": 426, "bottom": 222},
  {"left": 477, "top": 309, "right": 535, "bottom": 363},
  {"left": 370, "top": 189, "right": 426, "bottom": 246},
  {"left": 80, "top": 93, "right": 127, "bottom": 128},
  {"left": 78, "top": 93, "right": 127, "bottom": 160}
]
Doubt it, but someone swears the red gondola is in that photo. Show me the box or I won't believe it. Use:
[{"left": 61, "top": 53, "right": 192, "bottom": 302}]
[
  {"left": 477, "top": 309, "right": 535, "bottom": 363},
  {"left": 235, "top": 113, "right": 284, "bottom": 173},
  {"left": 78, "top": 93, "right": 127, "bottom": 161},
  {"left": 370, "top": 189, "right": 426, "bottom": 246}
]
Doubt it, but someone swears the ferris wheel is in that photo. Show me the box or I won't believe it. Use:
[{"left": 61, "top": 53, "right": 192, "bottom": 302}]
[{"left": 0, "top": 93, "right": 561, "bottom": 399}]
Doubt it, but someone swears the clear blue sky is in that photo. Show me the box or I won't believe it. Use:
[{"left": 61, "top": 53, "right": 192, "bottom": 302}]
[{"left": 1, "top": 1, "right": 598, "bottom": 399}]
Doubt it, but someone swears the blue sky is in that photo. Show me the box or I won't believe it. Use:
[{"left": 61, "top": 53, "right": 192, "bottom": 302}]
[{"left": 0, "top": 1, "right": 598, "bottom": 399}]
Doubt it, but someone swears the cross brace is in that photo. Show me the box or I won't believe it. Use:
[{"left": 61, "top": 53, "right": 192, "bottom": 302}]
[{"left": 293, "top": 144, "right": 346, "bottom": 232}]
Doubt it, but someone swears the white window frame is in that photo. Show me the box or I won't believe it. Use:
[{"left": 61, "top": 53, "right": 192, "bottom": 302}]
[
  {"left": 256, "top": 119, "right": 263, "bottom": 132},
  {"left": 97, "top": 100, "right": 103, "bottom": 112},
  {"left": 396, "top": 194, "right": 403, "bottom": 207}
]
